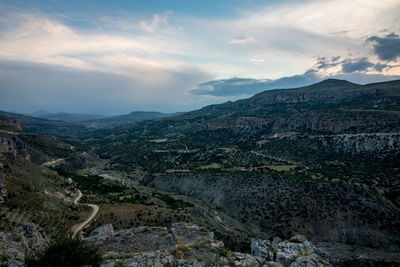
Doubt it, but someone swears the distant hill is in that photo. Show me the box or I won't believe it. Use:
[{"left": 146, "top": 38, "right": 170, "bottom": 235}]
[
  {"left": 30, "top": 111, "right": 107, "bottom": 122},
  {"left": 98, "top": 78, "right": 400, "bottom": 137},
  {"left": 182, "top": 78, "right": 395, "bottom": 119},
  {"left": 81, "top": 78, "right": 400, "bottom": 250},
  {"left": 86, "top": 111, "right": 184, "bottom": 127},
  {"left": 0, "top": 110, "right": 91, "bottom": 141}
]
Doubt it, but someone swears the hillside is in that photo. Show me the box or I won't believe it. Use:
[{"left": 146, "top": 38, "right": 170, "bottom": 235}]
[
  {"left": 0, "top": 116, "right": 89, "bottom": 235},
  {"left": 76, "top": 79, "right": 400, "bottom": 253},
  {"left": 0, "top": 79, "right": 399, "bottom": 266},
  {"left": 30, "top": 112, "right": 107, "bottom": 122},
  {"left": 0, "top": 110, "right": 93, "bottom": 142},
  {"left": 85, "top": 111, "right": 184, "bottom": 128}
]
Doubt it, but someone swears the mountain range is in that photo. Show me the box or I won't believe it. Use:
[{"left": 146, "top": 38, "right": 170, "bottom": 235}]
[{"left": 0, "top": 78, "right": 399, "bottom": 266}]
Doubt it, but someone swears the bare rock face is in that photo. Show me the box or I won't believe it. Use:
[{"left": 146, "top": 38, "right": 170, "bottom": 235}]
[
  {"left": 85, "top": 225, "right": 176, "bottom": 254},
  {"left": 251, "top": 236, "right": 331, "bottom": 267},
  {"left": 0, "top": 136, "right": 30, "bottom": 161},
  {"left": 0, "top": 170, "right": 6, "bottom": 203},
  {"left": 0, "top": 116, "right": 22, "bottom": 131},
  {"left": 89, "top": 223, "right": 114, "bottom": 238},
  {"left": 145, "top": 173, "right": 400, "bottom": 250},
  {"left": 0, "top": 224, "right": 48, "bottom": 267},
  {"left": 87, "top": 224, "right": 333, "bottom": 267}
]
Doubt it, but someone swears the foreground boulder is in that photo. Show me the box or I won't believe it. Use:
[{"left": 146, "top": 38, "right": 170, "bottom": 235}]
[
  {"left": 86, "top": 224, "right": 332, "bottom": 267},
  {"left": 0, "top": 224, "right": 47, "bottom": 267},
  {"left": 0, "top": 170, "right": 6, "bottom": 203},
  {"left": 251, "top": 236, "right": 330, "bottom": 267}
]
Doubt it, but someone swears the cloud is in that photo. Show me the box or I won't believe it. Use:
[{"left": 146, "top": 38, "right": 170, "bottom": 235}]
[
  {"left": 190, "top": 71, "right": 323, "bottom": 96},
  {"left": 374, "top": 63, "right": 388, "bottom": 72},
  {"left": 190, "top": 78, "right": 272, "bottom": 96},
  {"left": 0, "top": 60, "right": 212, "bottom": 114},
  {"left": 0, "top": 1, "right": 399, "bottom": 113},
  {"left": 0, "top": 12, "right": 187, "bottom": 72},
  {"left": 190, "top": 55, "right": 399, "bottom": 97},
  {"left": 314, "top": 56, "right": 341, "bottom": 70},
  {"left": 229, "top": 36, "right": 255, "bottom": 44},
  {"left": 315, "top": 56, "right": 390, "bottom": 74},
  {"left": 139, "top": 11, "right": 172, "bottom": 32},
  {"left": 341, "top": 58, "right": 375, "bottom": 73},
  {"left": 251, "top": 58, "right": 264, "bottom": 65},
  {"left": 367, "top": 32, "right": 400, "bottom": 61},
  {"left": 190, "top": 70, "right": 400, "bottom": 97}
]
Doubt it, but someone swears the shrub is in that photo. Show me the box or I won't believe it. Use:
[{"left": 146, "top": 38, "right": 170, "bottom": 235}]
[
  {"left": 25, "top": 236, "right": 102, "bottom": 267},
  {"left": 216, "top": 247, "right": 229, "bottom": 257}
]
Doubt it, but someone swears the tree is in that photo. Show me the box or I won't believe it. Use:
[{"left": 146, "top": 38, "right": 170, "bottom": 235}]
[{"left": 25, "top": 236, "right": 102, "bottom": 267}]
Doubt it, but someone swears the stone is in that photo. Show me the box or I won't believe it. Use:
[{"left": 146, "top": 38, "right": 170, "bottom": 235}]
[
  {"left": 289, "top": 235, "right": 307, "bottom": 243},
  {"left": 0, "top": 170, "right": 6, "bottom": 203},
  {"left": 272, "top": 237, "right": 282, "bottom": 243},
  {"left": 289, "top": 255, "right": 317, "bottom": 267},
  {"left": 86, "top": 224, "right": 332, "bottom": 267},
  {"left": 90, "top": 224, "right": 114, "bottom": 238},
  {"left": 0, "top": 224, "right": 47, "bottom": 266},
  {"left": 251, "top": 239, "right": 273, "bottom": 260}
]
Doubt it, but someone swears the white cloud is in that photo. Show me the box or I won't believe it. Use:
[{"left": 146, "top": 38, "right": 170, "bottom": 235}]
[
  {"left": 0, "top": 0, "right": 399, "bottom": 114},
  {"left": 139, "top": 11, "right": 172, "bottom": 32},
  {"left": 251, "top": 58, "right": 264, "bottom": 65},
  {"left": 0, "top": 13, "right": 187, "bottom": 71},
  {"left": 229, "top": 36, "right": 255, "bottom": 44}
]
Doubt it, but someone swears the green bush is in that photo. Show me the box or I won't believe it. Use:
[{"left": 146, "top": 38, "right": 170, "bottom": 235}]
[{"left": 25, "top": 236, "right": 102, "bottom": 267}]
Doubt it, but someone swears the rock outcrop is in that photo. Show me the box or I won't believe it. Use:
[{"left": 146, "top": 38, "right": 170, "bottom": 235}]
[
  {"left": 251, "top": 237, "right": 330, "bottom": 267},
  {"left": 0, "top": 224, "right": 48, "bottom": 267},
  {"left": 87, "top": 223, "right": 332, "bottom": 267},
  {"left": 144, "top": 173, "right": 400, "bottom": 250},
  {"left": 0, "top": 116, "right": 22, "bottom": 131},
  {"left": 0, "top": 170, "right": 6, "bottom": 203},
  {"left": 0, "top": 136, "right": 30, "bottom": 161}
]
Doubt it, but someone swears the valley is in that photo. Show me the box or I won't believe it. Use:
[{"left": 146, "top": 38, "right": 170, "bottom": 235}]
[{"left": 0, "top": 79, "right": 400, "bottom": 266}]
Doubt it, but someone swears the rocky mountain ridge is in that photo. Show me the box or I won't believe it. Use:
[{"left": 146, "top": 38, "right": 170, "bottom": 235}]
[
  {"left": 0, "top": 224, "right": 48, "bottom": 266},
  {"left": 144, "top": 172, "right": 400, "bottom": 250},
  {"left": 86, "top": 223, "right": 333, "bottom": 267},
  {"left": 84, "top": 223, "right": 400, "bottom": 267}
]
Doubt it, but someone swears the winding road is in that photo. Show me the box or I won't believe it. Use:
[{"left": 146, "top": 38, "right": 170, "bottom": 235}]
[{"left": 71, "top": 189, "right": 99, "bottom": 238}]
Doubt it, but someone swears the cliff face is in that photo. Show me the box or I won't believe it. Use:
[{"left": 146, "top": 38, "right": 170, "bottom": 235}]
[
  {"left": 86, "top": 223, "right": 335, "bottom": 267},
  {"left": 144, "top": 173, "right": 400, "bottom": 250},
  {"left": 0, "top": 224, "right": 48, "bottom": 266},
  {"left": 183, "top": 79, "right": 400, "bottom": 119},
  {"left": 271, "top": 110, "right": 400, "bottom": 134},
  {"left": 0, "top": 116, "right": 22, "bottom": 131},
  {"left": 0, "top": 134, "right": 30, "bottom": 204},
  {"left": 84, "top": 223, "right": 400, "bottom": 267},
  {"left": 0, "top": 136, "right": 30, "bottom": 161},
  {"left": 0, "top": 170, "right": 6, "bottom": 203}
]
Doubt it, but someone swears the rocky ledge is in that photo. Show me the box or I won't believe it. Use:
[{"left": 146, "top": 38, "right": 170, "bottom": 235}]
[
  {"left": 0, "top": 224, "right": 48, "bottom": 266},
  {"left": 87, "top": 223, "right": 332, "bottom": 267}
]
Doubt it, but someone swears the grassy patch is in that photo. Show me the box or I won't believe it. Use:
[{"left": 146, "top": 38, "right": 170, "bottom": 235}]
[
  {"left": 152, "top": 192, "right": 194, "bottom": 210},
  {"left": 266, "top": 165, "right": 297, "bottom": 172},
  {"left": 57, "top": 170, "right": 126, "bottom": 194}
]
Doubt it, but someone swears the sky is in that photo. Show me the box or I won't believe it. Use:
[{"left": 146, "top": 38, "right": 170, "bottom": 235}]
[{"left": 0, "top": 0, "right": 399, "bottom": 115}]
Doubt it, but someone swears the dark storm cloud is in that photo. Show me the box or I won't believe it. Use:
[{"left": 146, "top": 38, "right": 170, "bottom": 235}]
[
  {"left": 190, "top": 57, "right": 398, "bottom": 97},
  {"left": 314, "top": 56, "right": 341, "bottom": 70},
  {"left": 367, "top": 33, "right": 400, "bottom": 61},
  {"left": 190, "top": 71, "right": 321, "bottom": 96},
  {"left": 373, "top": 63, "right": 388, "bottom": 72},
  {"left": 317, "top": 56, "right": 389, "bottom": 73},
  {"left": 341, "top": 58, "right": 374, "bottom": 73}
]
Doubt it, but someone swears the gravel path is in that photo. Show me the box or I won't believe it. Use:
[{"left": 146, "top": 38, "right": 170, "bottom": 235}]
[{"left": 71, "top": 190, "right": 99, "bottom": 238}]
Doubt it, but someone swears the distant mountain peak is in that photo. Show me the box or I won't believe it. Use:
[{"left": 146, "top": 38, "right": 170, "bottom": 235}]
[
  {"left": 31, "top": 110, "right": 51, "bottom": 117},
  {"left": 311, "top": 78, "right": 359, "bottom": 88}
]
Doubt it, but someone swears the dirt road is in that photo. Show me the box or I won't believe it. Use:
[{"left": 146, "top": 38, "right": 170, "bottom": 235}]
[{"left": 71, "top": 190, "right": 99, "bottom": 238}]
